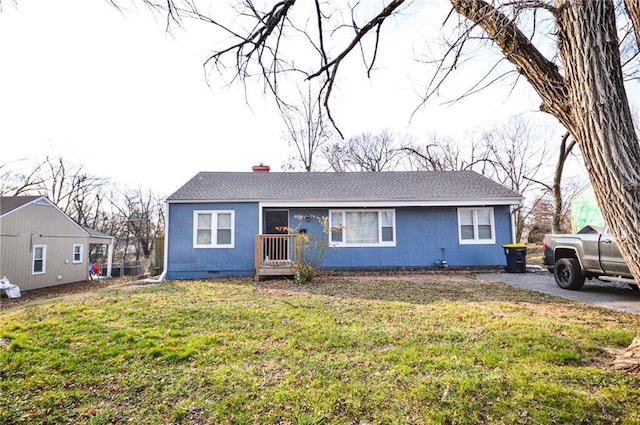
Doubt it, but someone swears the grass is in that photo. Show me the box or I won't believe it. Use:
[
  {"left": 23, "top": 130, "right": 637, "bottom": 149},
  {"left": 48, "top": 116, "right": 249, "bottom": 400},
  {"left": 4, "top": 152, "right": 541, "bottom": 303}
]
[
  {"left": 2, "top": 274, "right": 640, "bottom": 424},
  {"left": 526, "top": 243, "right": 544, "bottom": 267}
]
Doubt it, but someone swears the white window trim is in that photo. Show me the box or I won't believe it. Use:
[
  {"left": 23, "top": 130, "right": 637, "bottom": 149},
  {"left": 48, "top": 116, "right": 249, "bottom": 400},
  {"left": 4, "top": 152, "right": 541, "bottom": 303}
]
[
  {"left": 193, "top": 210, "right": 235, "bottom": 248},
  {"left": 457, "top": 207, "right": 496, "bottom": 245},
  {"left": 33, "top": 245, "right": 47, "bottom": 275},
  {"left": 329, "top": 209, "right": 396, "bottom": 247},
  {"left": 73, "top": 244, "right": 83, "bottom": 263}
]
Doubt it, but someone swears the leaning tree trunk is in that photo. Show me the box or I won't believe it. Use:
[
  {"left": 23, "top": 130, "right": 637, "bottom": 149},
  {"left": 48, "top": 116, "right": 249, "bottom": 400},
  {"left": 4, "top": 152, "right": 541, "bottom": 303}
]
[
  {"left": 625, "top": 0, "right": 640, "bottom": 50},
  {"left": 552, "top": 132, "right": 575, "bottom": 233},
  {"left": 556, "top": 0, "right": 640, "bottom": 279},
  {"left": 555, "top": 0, "right": 640, "bottom": 370},
  {"left": 450, "top": 0, "right": 640, "bottom": 369}
]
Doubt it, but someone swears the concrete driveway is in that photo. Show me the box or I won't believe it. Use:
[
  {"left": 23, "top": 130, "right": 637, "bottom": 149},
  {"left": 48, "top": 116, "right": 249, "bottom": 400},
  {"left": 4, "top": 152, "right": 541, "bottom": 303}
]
[{"left": 478, "top": 271, "right": 640, "bottom": 316}]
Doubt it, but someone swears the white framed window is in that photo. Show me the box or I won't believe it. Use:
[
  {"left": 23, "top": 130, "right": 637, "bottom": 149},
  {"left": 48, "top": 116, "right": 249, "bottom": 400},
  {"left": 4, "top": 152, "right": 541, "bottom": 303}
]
[
  {"left": 458, "top": 208, "right": 495, "bottom": 244},
  {"left": 73, "top": 244, "right": 83, "bottom": 263},
  {"left": 329, "top": 209, "right": 395, "bottom": 247},
  {"left": 33, "top": 245, "right": 46, "bottom": 274},
  {"left": 193, "top": 210, "right": 235, "bottom": 248}
]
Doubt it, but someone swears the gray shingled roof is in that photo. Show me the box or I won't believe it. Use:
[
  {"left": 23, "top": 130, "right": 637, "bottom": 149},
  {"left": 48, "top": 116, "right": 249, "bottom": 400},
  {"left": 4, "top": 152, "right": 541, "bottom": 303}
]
[
  {"left": 167, "top": 171, "right": 522, "bottom": 203},
  {"left": 0, "top": 195, "right": 43, "bottom": 216},
  {"left": 83, "top": 227, "right": 114, "bottom": 239}
]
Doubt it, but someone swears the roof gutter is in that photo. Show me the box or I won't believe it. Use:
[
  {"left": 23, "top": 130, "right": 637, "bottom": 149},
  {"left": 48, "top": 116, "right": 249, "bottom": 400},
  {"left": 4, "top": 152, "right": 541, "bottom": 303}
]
[{"left": 168, "top": 198, "right": 524, "bottom": 207}]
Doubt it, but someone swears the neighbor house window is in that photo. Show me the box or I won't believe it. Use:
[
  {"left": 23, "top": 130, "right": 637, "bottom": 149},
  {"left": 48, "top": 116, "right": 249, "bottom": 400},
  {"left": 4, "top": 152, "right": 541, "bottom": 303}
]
[
  {"left": 193, "top": 210, "right": 235, "bottom": 248},
  {"left": 33, "top": 245, "right": 46, "bottom": 274},
  {"left": 458, "top": 208, "right": 495, "bottom": 244},
  {"left": 73, "top": 244, "right": 83, "bottom": 263},
  {"left": 329, "top": 209, "right": 395, "bottom": 246}
]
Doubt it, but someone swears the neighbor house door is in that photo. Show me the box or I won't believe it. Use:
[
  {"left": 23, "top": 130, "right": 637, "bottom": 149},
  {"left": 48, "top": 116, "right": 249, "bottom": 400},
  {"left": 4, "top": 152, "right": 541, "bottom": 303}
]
[{"left": 263, "top": 210, "right": 289, "bottom": 261}]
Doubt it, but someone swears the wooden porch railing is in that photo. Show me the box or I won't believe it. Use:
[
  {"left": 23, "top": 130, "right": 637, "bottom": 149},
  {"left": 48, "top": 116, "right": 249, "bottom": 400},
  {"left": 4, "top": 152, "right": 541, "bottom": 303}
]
[{"left": 255, "top": 234, "right": 302, "bottom": 281}]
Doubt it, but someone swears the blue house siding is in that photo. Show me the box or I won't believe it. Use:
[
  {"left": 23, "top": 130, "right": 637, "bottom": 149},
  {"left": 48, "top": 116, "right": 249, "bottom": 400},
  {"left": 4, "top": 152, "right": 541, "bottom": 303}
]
[
  {"left": 167, "top": 202, "right": 259, "bottom": 279},
  {"left": 288, "top": 206, "right": 512, "bottom": 269},
  {"left": 167, "top": 204, "right": 514, "bottom": 280}
]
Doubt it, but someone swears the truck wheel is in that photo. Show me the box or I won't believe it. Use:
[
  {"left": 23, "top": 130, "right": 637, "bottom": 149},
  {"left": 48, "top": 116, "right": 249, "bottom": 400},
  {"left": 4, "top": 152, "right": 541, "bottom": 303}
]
[{"left": 553, "top": 258, "right": 585, "bottom": 290}]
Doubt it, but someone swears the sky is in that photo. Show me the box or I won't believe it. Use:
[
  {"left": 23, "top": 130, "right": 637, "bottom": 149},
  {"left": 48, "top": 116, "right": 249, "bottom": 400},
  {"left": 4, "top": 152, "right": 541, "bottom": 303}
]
[{"left": 2, "top": 0, "right": 631, "bottom": 197}]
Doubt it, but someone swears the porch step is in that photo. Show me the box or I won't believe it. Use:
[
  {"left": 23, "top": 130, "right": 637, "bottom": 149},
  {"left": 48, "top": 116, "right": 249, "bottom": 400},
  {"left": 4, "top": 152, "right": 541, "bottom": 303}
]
[{"left": 255, "top": 264, "right": 297, "bottom": 281}]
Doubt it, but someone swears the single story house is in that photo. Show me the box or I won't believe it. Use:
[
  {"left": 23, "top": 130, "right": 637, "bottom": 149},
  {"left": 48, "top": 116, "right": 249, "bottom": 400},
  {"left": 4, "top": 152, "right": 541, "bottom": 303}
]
[
  {"left": 165, "top": 169, "right": 523, "bottom": 280},
  {"left": 0, "top": 196, "right": 114, "bottom": 291}
]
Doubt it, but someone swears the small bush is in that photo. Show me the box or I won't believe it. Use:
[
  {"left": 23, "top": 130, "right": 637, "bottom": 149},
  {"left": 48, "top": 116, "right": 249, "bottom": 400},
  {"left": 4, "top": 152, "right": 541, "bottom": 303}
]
[
  {"left": 281, "top": 215, "right": 340, "bottom": 284},
  {"left": 294, "top": 263, "right": 315, "bottom": 284}
]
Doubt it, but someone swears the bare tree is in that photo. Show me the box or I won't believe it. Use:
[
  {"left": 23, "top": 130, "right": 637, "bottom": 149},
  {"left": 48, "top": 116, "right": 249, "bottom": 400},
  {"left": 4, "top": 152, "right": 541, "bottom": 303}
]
[
  {"left": 111, "top": 187, "right": 165, "bottom": 261},
  {"left": 401, "top": 133, "right": 489, "bottom": 172},
  {"left": 480, "top": 117, "right": 551, "bottom": 241},
  {"left": 525, "top": 195, "right": 555, "bottom": 241},
  {"left": 323, "top": 130, "right": 402, "bottom": 172},
  {"left": 281, "top": 85, "right": 332, "bottom": 172},
  {"left": 40, "top": 156, "right": 108, "bottom": 226},
  {"left": 526, "top": 132, "right": 578, "bottom": 233},
  {"left": 322, "top": 142, "right": 349, "bottom": 173},
  {"left": 0, "top": 159, "right": 45, "bottom": 196},
  {"left": 0, "top": 157, "right": 107, "bottom": 226},
  {"left": 550, "top": 132, "right": 577, "bottom": 233}
]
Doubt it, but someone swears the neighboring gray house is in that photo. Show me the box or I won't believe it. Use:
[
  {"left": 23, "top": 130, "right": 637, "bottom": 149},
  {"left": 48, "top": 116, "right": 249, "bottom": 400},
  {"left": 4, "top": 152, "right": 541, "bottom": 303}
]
[
  {"left": 0, "top": 196, "right": 114, "bottom": 291},
  {"left": 165, "top": 170, "right": 523, "bottom": 280}
]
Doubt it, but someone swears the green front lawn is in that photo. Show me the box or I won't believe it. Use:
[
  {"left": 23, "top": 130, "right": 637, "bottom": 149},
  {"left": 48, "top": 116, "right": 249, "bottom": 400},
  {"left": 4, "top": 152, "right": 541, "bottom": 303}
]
[{"left": 1, "top": 275, "right": 639, "bottom": 424}]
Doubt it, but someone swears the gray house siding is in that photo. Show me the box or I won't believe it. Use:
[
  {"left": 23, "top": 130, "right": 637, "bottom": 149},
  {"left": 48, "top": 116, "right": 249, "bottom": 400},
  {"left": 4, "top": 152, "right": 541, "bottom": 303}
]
[{"left": 0, "top": 199, "right": 89, "bottom": 291}]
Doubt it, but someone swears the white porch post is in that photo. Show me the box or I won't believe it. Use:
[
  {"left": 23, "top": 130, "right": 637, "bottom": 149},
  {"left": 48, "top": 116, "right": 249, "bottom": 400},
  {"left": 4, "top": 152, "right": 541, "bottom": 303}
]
[{"left": 106, "top": 238, "right": 114, "bottom": 278}]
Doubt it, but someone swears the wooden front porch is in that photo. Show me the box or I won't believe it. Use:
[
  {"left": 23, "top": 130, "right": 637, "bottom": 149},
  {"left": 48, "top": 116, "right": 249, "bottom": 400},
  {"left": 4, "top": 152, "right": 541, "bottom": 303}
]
[{"left": 255, "top": 234, "right": 302, "bottom": 281}]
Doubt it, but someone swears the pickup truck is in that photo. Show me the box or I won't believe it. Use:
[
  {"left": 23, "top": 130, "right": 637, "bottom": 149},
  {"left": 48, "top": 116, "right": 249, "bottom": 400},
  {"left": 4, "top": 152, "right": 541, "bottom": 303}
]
[{"left": 542, "top": 226, "right": 637, "bottom": 290}]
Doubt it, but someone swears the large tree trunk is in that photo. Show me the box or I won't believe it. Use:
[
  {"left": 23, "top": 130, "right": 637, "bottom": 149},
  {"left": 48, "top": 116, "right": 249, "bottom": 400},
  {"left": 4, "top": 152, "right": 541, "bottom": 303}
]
[
  {"left": 555, "top": 0, "right": 640, "bottom": 369},
  {"left": 555, "top": 0, "right": 640, "bottom": 278},
  {"left": 451, "top": 0, "right": 640, "bottom": 369}
]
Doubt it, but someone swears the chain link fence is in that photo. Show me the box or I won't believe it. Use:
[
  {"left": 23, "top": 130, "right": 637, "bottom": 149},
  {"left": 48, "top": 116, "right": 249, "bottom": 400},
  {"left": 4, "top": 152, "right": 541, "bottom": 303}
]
[{"left": 100, "top": 259, "right": 151, "bottom": 278}]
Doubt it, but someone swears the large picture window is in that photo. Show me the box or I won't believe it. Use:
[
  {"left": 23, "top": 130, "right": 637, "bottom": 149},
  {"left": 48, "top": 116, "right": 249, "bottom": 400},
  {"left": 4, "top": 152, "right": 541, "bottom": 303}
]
[
  {"left": 33, "top": 245, "right": 46, "bottom": 274},
  {"left": 458, "top": 208, "right": 495, "bottom": 244},
  {"left": 329, "top": 209, "right": 395, "bottom": 246},
  {"left": 193, "top": 210, "right": 235, "bottom": 248}
]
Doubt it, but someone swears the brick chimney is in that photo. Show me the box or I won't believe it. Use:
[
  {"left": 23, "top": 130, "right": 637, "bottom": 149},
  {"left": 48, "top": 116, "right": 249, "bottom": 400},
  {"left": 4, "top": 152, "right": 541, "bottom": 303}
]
[{"left": 252, "top": 164, "right": 270, "bottom": 172}]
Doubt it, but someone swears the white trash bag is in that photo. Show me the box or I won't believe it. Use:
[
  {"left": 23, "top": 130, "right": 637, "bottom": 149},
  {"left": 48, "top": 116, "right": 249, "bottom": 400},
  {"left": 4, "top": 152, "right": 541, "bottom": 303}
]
[{"left": 0, "top": 276, "right": 21, "bottom": 298}]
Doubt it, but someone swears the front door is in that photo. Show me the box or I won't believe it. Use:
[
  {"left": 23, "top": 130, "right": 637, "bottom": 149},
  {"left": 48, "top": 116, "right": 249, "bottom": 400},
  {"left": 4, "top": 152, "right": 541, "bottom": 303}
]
[
  {"left": 264, "top": 210, "right": 289, "bottom": 235},
  {"left": 263, "top": 210, "right": 289, "bottom": 261}
]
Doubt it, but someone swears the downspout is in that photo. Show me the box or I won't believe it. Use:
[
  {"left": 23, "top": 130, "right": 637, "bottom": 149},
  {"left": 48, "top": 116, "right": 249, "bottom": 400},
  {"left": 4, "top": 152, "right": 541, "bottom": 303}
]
[
  {"left": 160, "top": 199, "right": 170, "bottom": 281},
  {"left": 256, "top": 203, "right": 263, "bottom": 278},
  {"left": 257, "top": 202, "right": 263, "bottom": 236},
  {"left": 510, "top": 203, "right": 519, "bottom": 243}
]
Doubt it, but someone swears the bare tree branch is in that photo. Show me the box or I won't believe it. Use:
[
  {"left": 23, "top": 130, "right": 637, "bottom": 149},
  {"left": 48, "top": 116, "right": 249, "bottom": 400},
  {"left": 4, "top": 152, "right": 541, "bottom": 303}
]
[
  {"left": 323, "top": 130, "right": 401, "bottom": 172},
  {"left": 448, "top": 0, "right": 570, "bottom": 126},
  {"left": 624, "top": 0, "right": 640, "bottom": 50},
  {"left": 281, "top": 84, "right": 331, "bottom": 171}
]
